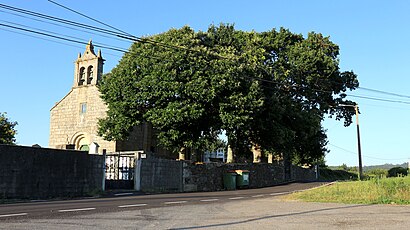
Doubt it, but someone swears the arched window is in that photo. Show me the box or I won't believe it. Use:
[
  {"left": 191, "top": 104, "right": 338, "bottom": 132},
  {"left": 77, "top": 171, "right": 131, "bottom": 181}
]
[
  {"left": 78, "top": 67, "right": 85, "bottom": 86},
  {"left": 87, "top": 66, "right": 93, "bottom": 84}
]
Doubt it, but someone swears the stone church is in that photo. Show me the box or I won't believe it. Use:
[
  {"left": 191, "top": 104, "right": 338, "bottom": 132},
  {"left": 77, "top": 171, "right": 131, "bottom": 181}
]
[{"left": 49, "top": 41, "right": 161, "bottom": 154}]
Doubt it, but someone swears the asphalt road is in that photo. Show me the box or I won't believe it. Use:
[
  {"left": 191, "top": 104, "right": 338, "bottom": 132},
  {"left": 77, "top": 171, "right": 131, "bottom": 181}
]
[
  {"left": 2, "top": 182, "right": 410, "bottom": 229},
  {"left": 0, "top": 182, "right": 324, "bottom": 220}
]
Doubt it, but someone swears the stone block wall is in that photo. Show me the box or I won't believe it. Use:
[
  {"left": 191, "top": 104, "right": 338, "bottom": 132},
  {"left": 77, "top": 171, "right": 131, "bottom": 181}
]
[
  {"left": 139, "top": 157, "right": 183, "bottom": 193},
  {"left": 138, "top": 157, "right": 315, "bottom": 193},
  {"left": 183, "top": 162, "right": 287, "bottom": 192},
  {"left": 291, "top": 165, "right": 317, "bottom": 181},
  {"left": 0, "top": 145, "right": 104, "bottom": 199}
]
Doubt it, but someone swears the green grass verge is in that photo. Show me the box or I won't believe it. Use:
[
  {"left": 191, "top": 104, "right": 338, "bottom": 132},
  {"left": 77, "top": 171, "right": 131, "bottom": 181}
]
[{"left": 287, "top": 176, "right": 410, "bottom": 205}]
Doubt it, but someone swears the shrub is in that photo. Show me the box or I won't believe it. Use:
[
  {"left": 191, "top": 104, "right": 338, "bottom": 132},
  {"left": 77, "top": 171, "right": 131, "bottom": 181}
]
[
  {"left": 366, "top": 168, "right": 388, "bottom": 179},
  {"left": 319, "top": 168, "right": 357, "bottom": 181},
  {"left": 387, "top": 167, "right": 408, "bottom": 177}
]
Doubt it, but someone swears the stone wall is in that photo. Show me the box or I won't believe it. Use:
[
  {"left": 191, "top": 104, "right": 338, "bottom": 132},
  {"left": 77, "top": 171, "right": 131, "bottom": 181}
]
[
  {"left": 137, "top": 157, "right": 315, "bottom": 193},
  {"left": 183, "top": 162, "right": 287, "bottom": 192},
  {"left": 0, "top": 145, "right": 104, "bottom": 199},
  {"left": 291, "top": 165, "right": 317, "bottom": 181},
  {"left": 139, "top": 157, "right": 183, "bottom": 193}
]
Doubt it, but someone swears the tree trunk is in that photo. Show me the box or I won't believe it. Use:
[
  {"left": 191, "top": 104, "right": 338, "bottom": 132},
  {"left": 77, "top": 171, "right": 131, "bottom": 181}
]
[
  {"left": 226, "top": 145, "right": 234, "bottom": 163},
  {"left": 191, "top": 148, "right": 197, "bottom": 162},
  {"left": 283, "top": 152, "right": 291, "bottom": 180},
  {"left": 268, "top": 153, "right": 273, "bottom": 164},
  {"left": 252, "top": 143, "right": 262, "bottom": 163},
  {"left": 178, "top": 147, "right": 185, "bottom": 160}
]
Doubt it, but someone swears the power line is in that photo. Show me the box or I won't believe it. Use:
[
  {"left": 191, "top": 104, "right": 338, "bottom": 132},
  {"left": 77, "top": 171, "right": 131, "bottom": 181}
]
[
  {"left": 3, "top": 2, "right": 410, "bottom": 107},
  {"left": 0, "top": 19, "right": 127, "bottom": 52},
  {"left": 45, "top": 1, "right": 229, "bottom": 60},
  {"left": 0, "top": 26, "right": 123, "bottom": 58},
  {"left": 347, "top": 94, "right": 410, "bottom": 105},
  {"left": 358, "top": 86, "right": 410, "bottom": 99},
  {"left": 0, "top": 3, "right": 132, "bottom": 39},
  {"left": 0, "top": 22, "right": 128, "bottom": 53},
  {"left": 1, "top": 2, "right": 228, "bottom": 61},
  {"left": 48, "top": 0, "right": 134, "bottom": 38},
  {"left": 2, "top": 23, "right": 409, "bottom": 107},
  {"left": 0, "top": 8, "right": 132, "bottom": 43},
  {"left": 328, "top": 143, "right": 408, "bottom": 161}
]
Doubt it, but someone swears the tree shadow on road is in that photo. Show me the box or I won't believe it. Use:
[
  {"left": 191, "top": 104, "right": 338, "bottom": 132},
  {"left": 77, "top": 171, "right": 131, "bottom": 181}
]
[{"left": 170, "top": 203, "right": 374, "bottom": 230}]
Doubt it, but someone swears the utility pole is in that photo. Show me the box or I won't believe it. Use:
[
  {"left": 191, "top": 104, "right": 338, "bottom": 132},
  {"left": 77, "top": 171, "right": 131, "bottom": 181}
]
[
  {"left": 354, "top": 105, "right": 363, "bottom": 180},
  {"left": 339, "top": 104, "right": 363, "bottom": 180}
]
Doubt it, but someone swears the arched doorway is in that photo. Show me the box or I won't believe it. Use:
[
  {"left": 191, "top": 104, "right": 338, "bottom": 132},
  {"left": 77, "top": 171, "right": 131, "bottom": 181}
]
[{"left": 71, "top": 132, "right": 90, "bottom": 151}]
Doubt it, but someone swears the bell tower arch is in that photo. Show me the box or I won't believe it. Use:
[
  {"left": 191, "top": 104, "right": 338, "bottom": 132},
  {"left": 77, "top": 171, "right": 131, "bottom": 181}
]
[{"left": 73, "top": 40, "right": 104, "bottom": 87}]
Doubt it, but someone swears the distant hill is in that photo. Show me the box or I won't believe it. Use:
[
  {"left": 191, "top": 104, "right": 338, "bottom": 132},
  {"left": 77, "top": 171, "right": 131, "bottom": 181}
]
[
  {"left": 363, "top": 163, "right": 408, "bottom": 172},
  {"left": 329, "top": 162, "right": 408, "bottom": 172}
]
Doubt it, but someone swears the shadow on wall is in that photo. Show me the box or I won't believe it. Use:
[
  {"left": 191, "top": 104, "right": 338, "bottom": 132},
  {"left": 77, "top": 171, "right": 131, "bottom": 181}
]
[
  {"left": 0, "top": 144, "right": 104, "bottom": 199},
  {"left": 136, "top": 157, "right": 316, "bottom": 193}
]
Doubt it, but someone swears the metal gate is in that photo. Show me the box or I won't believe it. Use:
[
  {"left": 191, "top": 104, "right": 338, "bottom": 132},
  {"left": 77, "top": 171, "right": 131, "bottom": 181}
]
[{"left": 104, "top": 152, "right": 136, "bottom": 190}]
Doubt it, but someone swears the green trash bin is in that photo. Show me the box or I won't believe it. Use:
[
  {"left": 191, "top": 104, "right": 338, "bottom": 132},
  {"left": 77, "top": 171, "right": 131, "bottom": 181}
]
[
  {"left": 223, "top": 171, "right": 237, "bottom": 190},
  {"left": 235, "top": 170, "right": 250, "bottom": 188}
]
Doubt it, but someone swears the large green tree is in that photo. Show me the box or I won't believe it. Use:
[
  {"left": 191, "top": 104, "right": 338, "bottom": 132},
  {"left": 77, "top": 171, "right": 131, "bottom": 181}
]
[
  {"left": 98, "top": 24, "right": 358, "bottom": 164},
  {"left": 246, "top": 28, "right": 358, "bottom": 163},
  {"left": 0, "top": 112, "right": 17, "bottom": 145},
  {"left": 99, "top": 26, "right": 223, "bottom": 154}
]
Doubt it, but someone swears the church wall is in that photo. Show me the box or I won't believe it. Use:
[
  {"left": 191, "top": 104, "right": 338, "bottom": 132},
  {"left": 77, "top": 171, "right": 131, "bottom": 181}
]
[{"left": 49, "top": 85, "right": 115, "bottom": 153}]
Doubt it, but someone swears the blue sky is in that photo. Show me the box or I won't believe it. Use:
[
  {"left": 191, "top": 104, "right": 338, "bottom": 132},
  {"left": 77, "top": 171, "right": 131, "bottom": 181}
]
[{"left": 1, "top": 0, "right": 410, "bottom": 166}]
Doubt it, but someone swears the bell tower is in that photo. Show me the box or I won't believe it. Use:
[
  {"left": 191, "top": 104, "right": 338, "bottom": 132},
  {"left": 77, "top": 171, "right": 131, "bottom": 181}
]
[{"left": 73, "top": 40, "right": 104, "bottom": 87}]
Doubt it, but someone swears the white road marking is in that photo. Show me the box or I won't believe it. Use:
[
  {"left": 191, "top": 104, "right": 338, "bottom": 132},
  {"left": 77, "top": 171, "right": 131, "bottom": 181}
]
[
  {"left": 0, "top": 213, "right": 28, "bottom": 218},
  {"left": 114, "top": 193, "right": 134, "bottom": 196},
  {"left": 164, "top": 201, "right": 187, "bottom": 205},
  {"left": 118, "top": 204, "right": 147, "bottom": 208},
  {"left": 58, "top": 208, "right": 96, "bottom": 213},
  {"left": 251, "top": 195, "right": 264, "bottom": 198},
  {"left": 30, "top": 200, "right": 47, "bottom": 202},
  {"left": 200, "top": 199, "right": 219, "bottom": 202},
  {"left": 229, "top": 197, "right": 244, "bottom": 200},
  {"left": 270, "top": 192, "right": 289, "bottom": 196}
]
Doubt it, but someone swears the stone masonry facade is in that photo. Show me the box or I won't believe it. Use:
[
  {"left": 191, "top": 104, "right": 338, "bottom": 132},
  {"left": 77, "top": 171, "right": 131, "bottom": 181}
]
[
  {"left": 49, "top": 41, "right": 115, "bottom": 153},
  {"left": 49, "top": 85, "right": 115, "bottom": 152},
  {"left": 49, "top": 41, "right": 163, "bottom": 154}
]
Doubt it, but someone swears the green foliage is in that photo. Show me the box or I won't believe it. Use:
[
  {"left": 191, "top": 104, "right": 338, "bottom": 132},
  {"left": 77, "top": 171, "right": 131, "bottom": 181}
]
[
  {"left": 365, "top": 168, "right": 388, "bottom": 179},
  {"left": 98, "top": 24, "right": 358, "bottom": 165},
  {"left": 203, "top": 137, "right": 227, "bottom": 153},
  {"left": 387, "top": 167, "right": 408, "bottom": 177},
  {"left": 0, "top": 112, "right": 17, "bottom": 145},
  {"left": 336, "top": 163, "right": 348, "bottom": 171},
  {"left": 319, "top": 168, "right": 357, "bottom": 181}
]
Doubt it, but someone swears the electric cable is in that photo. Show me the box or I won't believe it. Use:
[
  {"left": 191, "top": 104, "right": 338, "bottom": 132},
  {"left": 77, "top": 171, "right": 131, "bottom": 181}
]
[
  {"left": 0, "top": 22, "right": 128, "bottom": 53},
  {"left": 329, "top": 143, "right": 409, "bottom": 161},
  {"left": 3, "top": 2, "right": 410, "bottom": 106}
]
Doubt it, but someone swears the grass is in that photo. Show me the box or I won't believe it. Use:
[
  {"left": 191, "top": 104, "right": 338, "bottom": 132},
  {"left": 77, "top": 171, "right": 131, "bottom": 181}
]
[{"left": 286, "top": 176, "right": 410, "bottom": 205}]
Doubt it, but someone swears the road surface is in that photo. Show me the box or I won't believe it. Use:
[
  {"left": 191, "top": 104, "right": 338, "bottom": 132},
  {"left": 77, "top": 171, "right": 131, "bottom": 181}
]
[{"left": 2, "top": 182, "right": 410, "bottom": 229}]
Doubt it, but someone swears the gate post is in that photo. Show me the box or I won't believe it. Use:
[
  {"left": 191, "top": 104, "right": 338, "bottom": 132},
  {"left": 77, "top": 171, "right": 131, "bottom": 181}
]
[
  {"left": 134, "top": 152, "right": 142, "bottom": 191},
  {"left": 102, "top": 149, "right": 106, "bottom": 191}
]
